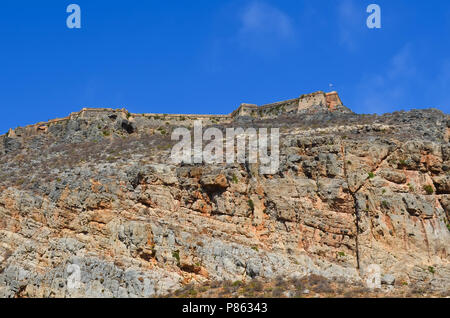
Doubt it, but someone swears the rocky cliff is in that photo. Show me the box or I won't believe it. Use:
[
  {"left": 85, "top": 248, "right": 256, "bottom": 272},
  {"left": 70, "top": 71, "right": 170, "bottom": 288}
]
[{"left": 0, "top": 95, "right": 449, "bottom": 297}]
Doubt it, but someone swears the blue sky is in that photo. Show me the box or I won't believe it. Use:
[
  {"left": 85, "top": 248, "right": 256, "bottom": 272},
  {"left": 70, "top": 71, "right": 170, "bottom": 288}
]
[{"left": 1, "top": 0, "right": 450, "bottom": 133}]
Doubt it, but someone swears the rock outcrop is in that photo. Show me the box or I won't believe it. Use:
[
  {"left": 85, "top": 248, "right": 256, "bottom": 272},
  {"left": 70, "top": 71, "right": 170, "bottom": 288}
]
[{"left": 0, "top": 92, "right": 449, "bottom": 297}]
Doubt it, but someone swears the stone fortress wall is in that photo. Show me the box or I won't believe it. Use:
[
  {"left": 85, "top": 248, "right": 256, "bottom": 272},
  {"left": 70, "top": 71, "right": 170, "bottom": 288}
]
[
  {"left": 230, "top": 91, "right": 342, "bottom": 117},
  {"left": 4, "top": 91, "right": 343, "bottom": 137}
]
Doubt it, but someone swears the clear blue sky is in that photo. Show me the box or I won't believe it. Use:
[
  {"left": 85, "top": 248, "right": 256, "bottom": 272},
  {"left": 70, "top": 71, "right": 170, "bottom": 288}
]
[{"left": 1, "top": 0, "right": 450, "bottom": 133}]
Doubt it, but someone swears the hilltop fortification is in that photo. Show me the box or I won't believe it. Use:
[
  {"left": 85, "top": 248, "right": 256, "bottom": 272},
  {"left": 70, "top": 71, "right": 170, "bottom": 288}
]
[{"left": 4, "top": 91, "right": 348, "bottom": 139}]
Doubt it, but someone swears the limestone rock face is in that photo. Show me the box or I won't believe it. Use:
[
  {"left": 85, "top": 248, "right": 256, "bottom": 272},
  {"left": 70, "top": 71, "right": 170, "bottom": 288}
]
[{"left": 0, "top": 104, "right": 449, "bottom": 297}]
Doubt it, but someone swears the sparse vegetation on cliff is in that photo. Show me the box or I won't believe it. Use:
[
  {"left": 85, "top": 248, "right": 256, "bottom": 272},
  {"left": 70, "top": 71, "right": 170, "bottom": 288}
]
[{"left": 0, "top": 95, "right": 448, "bottom": 298}]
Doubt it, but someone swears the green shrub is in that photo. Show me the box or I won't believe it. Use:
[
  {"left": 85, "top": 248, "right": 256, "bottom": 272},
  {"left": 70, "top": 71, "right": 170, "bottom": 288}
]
[
  {"left": 423, "top": 185, "right": 434, "bottom": 195},
  {"left": 368, "top": 172, "right": 375, "bottom": 179},
  {"left": 157, "top": 127, "right": 167, "bottom": 135},
  {"left": 232, "top": 174, "right": 239, "bottom": 184},
  {"left": 172, "top": 250, "right": 180, "bottom": 265},
  {"left": 247, "top": 280, "right": 263, "bottom": 292},
  {"left": 248, "top": 199, "right": 255, "bottom": 211},
  {"left": 232, "top": 280, "right": 243, "bottom": 287}
]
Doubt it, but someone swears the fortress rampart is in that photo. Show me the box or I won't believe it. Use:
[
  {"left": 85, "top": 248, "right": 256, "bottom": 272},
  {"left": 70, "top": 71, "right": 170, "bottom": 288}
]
[
  {"left": 4, "top": 91, "right": 343, "bottom": 137},
  {"left": 231, "top": 91, "right": 343, "bottom": 117}
]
